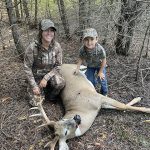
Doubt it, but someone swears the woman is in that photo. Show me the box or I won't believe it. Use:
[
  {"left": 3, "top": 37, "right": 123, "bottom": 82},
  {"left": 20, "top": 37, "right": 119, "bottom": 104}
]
[{"left": 24, "top": 19, "right": 65, "bottom": 106}]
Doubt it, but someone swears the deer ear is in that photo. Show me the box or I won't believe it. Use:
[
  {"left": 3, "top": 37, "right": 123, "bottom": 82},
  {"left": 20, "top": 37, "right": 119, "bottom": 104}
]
[{"left": 73, "top": 115, "right": 81, "bottom": 125}]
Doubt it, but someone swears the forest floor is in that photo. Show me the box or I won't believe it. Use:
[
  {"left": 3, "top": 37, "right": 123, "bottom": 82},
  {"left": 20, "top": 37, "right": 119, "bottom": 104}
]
[{"left": 0, "top": 28, "right": 150, "bottom": 150}]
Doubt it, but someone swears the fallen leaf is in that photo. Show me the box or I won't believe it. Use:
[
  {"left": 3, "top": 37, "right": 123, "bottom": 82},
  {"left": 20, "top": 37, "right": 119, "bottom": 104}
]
[
  {"left": 18, "top": 115, "right": 27, "bottom": 120},
  {"left": 87, "top": 145, "right": 94, "bottom": 149},
  {"left": 38, "top": 139, "right": 44, "bottom": 147},
  {"left": 94, "top": 142, "right": 101, "bottom": 146},
  {"left": 28, "top": 145, "right": 34, "bottom": 150},
  {"left": 1, "top": 97, "right": 12, "bottom": 102},
  {"left": 78, "top": 141, "right": 84, "bottom": 147}
]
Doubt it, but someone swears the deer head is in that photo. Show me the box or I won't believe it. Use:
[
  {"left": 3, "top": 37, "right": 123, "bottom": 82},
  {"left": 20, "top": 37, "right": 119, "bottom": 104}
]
[{"left": 30, "top": 95, "right": 81, "bottom": 150}]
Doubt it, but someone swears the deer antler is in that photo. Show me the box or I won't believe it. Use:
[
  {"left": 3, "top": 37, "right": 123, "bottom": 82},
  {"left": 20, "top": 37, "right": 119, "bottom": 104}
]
[
  {"left": 30, "top": 95, "right": 56, "bottom": 127},
  {"left": 30, "top": 95, "right": 59, "bottom": 149},
  {"left": 44, "top": 135, "right": 59, "bottom": 150},
  {"left": 143, "top": 120, "right": 150, "bottom": 123}
]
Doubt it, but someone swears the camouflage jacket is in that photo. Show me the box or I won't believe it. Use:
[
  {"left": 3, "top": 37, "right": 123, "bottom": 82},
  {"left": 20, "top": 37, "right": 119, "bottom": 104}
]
[
  {"left": 24, "top": 41, "right": 63, "bottom": 88},
  {"left": 79, "top": 43, "right": 106, "bottom": 68}
]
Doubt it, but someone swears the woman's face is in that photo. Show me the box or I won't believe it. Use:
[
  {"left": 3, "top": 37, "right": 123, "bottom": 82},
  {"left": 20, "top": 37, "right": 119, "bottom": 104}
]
[{"left": 42, "top": 27, "right": 55, "bottom": 43}]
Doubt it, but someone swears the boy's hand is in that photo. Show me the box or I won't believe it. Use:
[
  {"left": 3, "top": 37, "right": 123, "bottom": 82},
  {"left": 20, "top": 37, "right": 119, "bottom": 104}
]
[
  {"left": 39, "top": 78, "right": 47, "bottom": 88},
  {"left": 98, "top": 72, "right": 105, "bottom": 80},
  {"left": 33, "top": 87, "right": 41, "bottom": 95},
  {"left": 74, "top": 68, "right": 79, "bottom": 75}
]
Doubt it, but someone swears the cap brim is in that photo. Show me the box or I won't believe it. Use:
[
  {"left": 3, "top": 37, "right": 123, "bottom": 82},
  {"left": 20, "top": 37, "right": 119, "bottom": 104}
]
[
  {"left": 83, "top": 35, "right": 95, "bottom": 39},
  {"left": 42, "top": 26, "right": 56, "bottom": 31}
]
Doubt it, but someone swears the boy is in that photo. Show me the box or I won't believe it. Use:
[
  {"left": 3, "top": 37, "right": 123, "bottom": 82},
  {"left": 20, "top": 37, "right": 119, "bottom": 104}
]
[{"left": 74, "top": 28, "right": 108, "bottom": 96}]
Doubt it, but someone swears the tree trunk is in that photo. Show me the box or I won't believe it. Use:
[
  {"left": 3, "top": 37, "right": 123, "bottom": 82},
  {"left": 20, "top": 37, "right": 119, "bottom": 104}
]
[
  {"left": 45, "top": 0, "right": 52, "bottom": 19},
  {"left": 57, "top": 0, "right": 70, "bottom": 39},
  {"left": 34, "top": 0, "right": 38, "bottom": 27},
  {"left": 79, "top": 0, "right": 87, "bottom": 38},
  {"left": 5, "top": 0, "right": 25, "bottom": 60},
  {"left": 0, "top": 25, "right": 5, "bottom": 50},
  {"left": 115, "top": 15, "right": 125, "bottom": 54},
  {"left": 22, "top": 0, "right": 31, "bottom": 27},
  {"left": 145, "top": 29, "right": 150, "bottom": 58},
  {"left": 101, "top": 0, "right": 109, "bottom": 45},
  {"left": 14, "top": 0, "right": 21, "bottom": 22},
  {"left": 19, "top": 0, "right": 23, "bottom": 19},
  {"left": 115, "top": 0, "right": 142, "bottom": 56},
  {"left": 87, "top": 0, "right": 95, "bottom": 28},
  {"left": 135, "top": 22, "right": 150, "bottom": 81}
]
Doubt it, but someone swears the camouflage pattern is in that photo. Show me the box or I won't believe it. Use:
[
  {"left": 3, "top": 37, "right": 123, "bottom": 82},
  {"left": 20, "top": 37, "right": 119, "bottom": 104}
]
[
  {"left": 24, "top": 41, "right": 63, "bottom": 88},
  {"left": 24, "top": 41, "right": 65, "bottom": 106},
  {"left": 27, "top": 69, "right": 65, "bottom": 106},
  {"left": 83, "top": 28, "right": 98, "bottom": 39},
  {"left": 27, "top": 86, "right": 39, "bottom": 106},
  {"left": 79, "top": 43, "right": 106, "bottom": 68},
  {"left": 41, "top": 19, "right": 56, "bottom": 31},
  {"left": 43, "top": 70, "right": 65, "bottom": 100}
]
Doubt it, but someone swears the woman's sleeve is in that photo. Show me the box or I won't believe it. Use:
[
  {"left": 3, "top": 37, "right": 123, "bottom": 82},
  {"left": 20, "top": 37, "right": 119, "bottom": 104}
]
[
  {"left": 43, "top": 42, "right": 62, "bottom": 81},
  {"left": 24, "top": 44, "right": 38, "bottom": 88}
]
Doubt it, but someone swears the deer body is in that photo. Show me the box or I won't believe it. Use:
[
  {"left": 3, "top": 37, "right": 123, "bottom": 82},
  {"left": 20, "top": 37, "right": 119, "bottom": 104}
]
[
  {"left": 60, "top": 64, "right": 103, "bottom": 137},
  {"left": 60, "top": 64, "right": 150, "bottom": 137},
  {"left": 31, "top": 64, "right": 150, "bottom": 150}
]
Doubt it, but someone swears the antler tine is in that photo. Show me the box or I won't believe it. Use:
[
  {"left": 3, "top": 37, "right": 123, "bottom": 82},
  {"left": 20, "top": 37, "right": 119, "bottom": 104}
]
[
  {"left": 30, "top": 95, "right": 56, "bottom": 127},
  {"left": 143, "top": 120, "right": 150, "bottom": 123},
  {"left": 44, "top": 135, "right": 59, "bottom": 150}
]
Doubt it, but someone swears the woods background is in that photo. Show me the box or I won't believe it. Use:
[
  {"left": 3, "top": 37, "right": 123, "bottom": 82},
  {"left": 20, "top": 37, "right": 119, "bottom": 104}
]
[{"left": 0, "top": 0, "right": 150, "bottom": 150}]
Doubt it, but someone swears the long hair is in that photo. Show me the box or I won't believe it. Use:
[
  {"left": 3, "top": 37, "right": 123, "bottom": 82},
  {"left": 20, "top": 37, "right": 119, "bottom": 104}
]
[{"left": 37, "top": 21, "right": 56, "bottom": 47}]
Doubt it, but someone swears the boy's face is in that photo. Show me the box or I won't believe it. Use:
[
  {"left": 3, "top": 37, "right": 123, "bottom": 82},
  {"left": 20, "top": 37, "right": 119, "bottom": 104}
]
[{"left": 83, "top": 37, "right": 98, "bottom": 50}]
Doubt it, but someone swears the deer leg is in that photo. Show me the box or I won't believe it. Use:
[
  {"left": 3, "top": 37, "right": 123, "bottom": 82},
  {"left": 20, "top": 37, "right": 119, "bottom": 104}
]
[
  {"left": 102, "top": 96, "right": 150, "bottom": 113},
  {"left": 126, "top": 97, "right": 141, "bottom": 106},
  {"left": 102, "top": 97, "right": 141, "bottom": 109}
]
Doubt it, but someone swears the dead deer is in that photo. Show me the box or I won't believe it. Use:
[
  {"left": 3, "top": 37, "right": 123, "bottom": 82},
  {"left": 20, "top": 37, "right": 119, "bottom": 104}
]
[{"left": 30, "top": 64, "right": 150, "bottom": 150}]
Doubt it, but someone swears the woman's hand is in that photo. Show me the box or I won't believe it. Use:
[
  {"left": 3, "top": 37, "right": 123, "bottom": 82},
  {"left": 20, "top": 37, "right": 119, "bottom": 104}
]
[
  {"left": 33, "top": 87, "right": 41, "bottom": 95},
  {"left": 98, "top": 72, "right": 105, "bottom": 80},
  {"left": 39, "top": 78, "right": 47, "bottom": 88}
]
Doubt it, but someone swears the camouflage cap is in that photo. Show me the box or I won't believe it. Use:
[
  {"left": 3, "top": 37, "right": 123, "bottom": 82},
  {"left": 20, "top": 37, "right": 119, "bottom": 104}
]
[
  {"left": 83, "top": 28, "right": 98, "bottom": 39},
  {"left": 41, "top": 19, "right": 56, "bottom": 31}
]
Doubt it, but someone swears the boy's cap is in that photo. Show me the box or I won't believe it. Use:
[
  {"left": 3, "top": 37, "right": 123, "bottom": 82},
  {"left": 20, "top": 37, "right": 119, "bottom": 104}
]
[
  {"left": 41, "top": 19, "right": 56, "bottom": 31},
  {"left": 83, "top": 28, "right": 98, "bottom": 39}
]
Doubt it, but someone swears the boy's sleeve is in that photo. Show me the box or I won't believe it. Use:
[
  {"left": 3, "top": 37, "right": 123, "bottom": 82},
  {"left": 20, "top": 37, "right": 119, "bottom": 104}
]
[
  {"left": 24, "top": 43, "right": 38, "bottom": 88},
  {"left": 99, "top": 45, "right": 106, "bottom": 59},
  {"left": 79, "top": 46, "right": 85, "bottom": 59}
]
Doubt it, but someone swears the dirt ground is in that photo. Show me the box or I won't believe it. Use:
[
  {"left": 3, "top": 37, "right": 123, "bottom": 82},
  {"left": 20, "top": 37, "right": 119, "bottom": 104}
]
[{"left": 0, "top": 32, "right": 150, "bottom": 150}]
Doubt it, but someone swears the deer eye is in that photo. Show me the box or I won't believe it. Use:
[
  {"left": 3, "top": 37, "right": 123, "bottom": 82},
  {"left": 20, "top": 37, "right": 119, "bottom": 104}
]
[
  {"left": 63, "top": 128, "right": 68, "bottom": 136},
  {"left": 65, "top": 130, "right": 67, "bottom": 136}
]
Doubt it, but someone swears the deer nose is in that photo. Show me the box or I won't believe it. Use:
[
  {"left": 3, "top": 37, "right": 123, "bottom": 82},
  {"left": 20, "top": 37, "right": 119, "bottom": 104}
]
[{"left": 73, "top": 115, "right": 81, "bottom": 125}]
